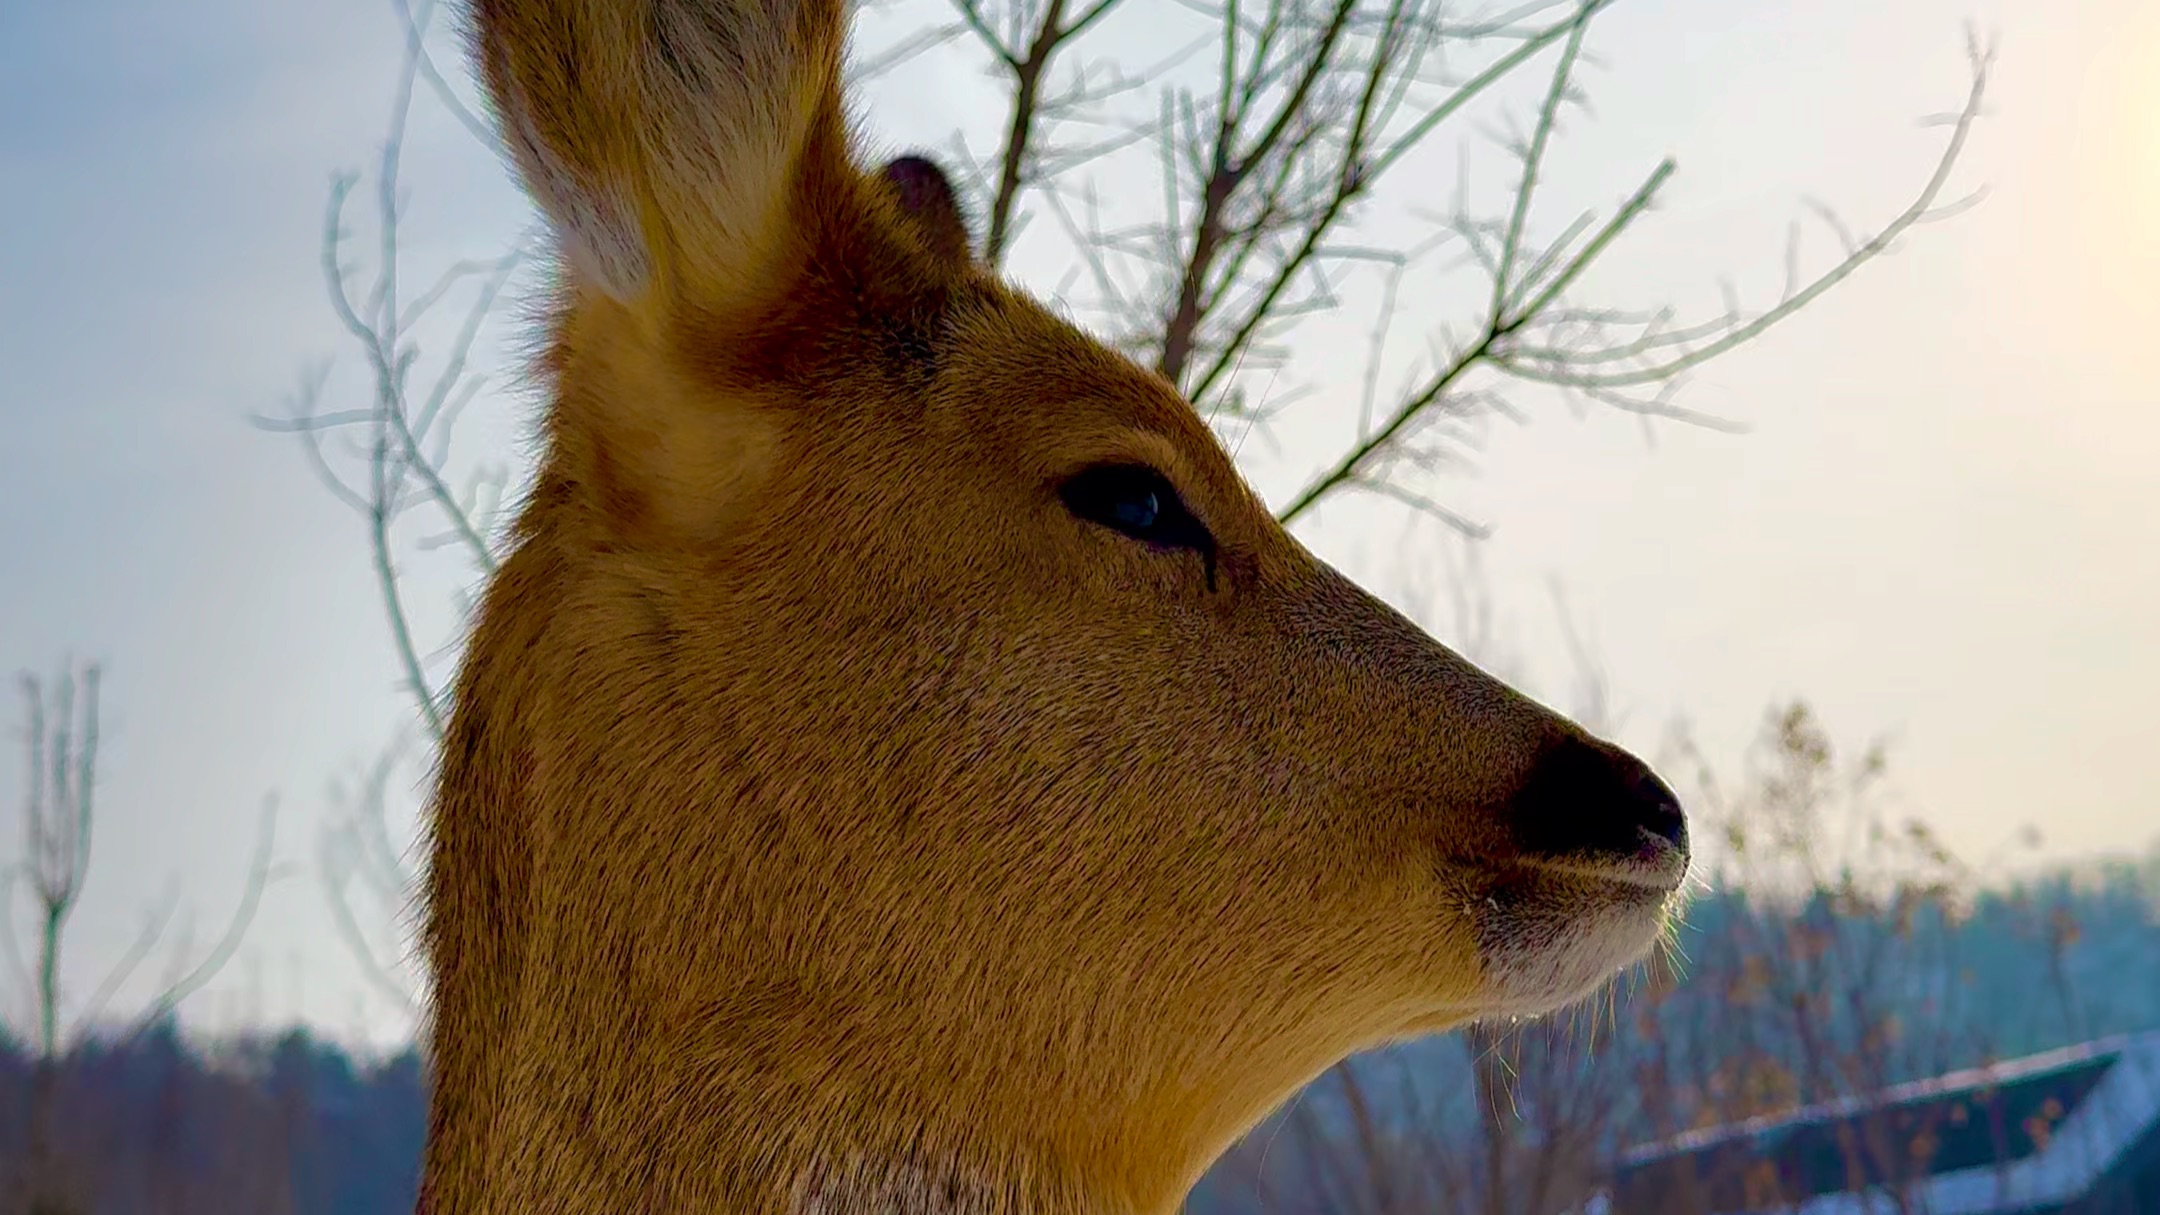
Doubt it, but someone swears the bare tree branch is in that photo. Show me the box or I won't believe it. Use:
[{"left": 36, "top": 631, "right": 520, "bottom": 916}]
[
  {"left": 280, "top": 0, "right": 1996, "bottom": 1039},
  {"left": 8, "top": 663, "right": 282, "bottom": 1209}
]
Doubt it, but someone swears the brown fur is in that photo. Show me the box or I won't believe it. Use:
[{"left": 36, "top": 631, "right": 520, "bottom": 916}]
[{"left": 420, "top": 3, "right": 1689, "bottom": 1212}]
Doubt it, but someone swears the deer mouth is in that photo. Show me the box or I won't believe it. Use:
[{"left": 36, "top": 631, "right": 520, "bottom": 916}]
[
  {"left": 1518, "top": 830, "right": 1691, "bottom": 892},
  {"left": 1463, "top": 858, "right": 1687, "bottom": 1017}
]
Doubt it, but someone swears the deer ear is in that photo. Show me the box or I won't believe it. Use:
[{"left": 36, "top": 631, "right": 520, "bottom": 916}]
[
  {"left": 879, "top": 156, "right": 974, "bottom": 267},
  {"left": 473, "top": 0, "right": 850, "bottom": 307}
]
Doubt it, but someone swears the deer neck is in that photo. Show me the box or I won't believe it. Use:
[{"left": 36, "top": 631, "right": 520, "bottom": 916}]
[
  {"left": 789, "top": 1148, "right": 1135, "bottom": 1215},
  {"left": 478, "top": 991, "right": 1203, "bottom": 1215},
  {"left": 489, "top": 1089, "right": 1160, "bottom": 1215}
]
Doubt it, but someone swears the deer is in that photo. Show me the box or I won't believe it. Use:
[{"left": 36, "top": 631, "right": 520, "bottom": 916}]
[{"left": 418, "top": 2, "right": 1692, "bottom": 1212}]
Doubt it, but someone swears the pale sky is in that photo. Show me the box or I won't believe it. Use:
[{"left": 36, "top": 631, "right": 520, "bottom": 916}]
[{"left": 0, "top": 0, "right": 2153, "bottom": 1049}]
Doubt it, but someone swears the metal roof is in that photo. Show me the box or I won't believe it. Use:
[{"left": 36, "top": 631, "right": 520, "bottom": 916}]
[{"left": 1604, "top": 1029, "right": 2160, "bottom": 1215}]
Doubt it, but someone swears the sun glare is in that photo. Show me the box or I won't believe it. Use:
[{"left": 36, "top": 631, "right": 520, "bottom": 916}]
[{"left": 2073, "top": 15, "right": 2160, "bottom": 307}]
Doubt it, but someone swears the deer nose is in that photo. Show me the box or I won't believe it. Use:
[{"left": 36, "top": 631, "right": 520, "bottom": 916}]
[{"left": 1510, "top": 735, "right": 1689, "bottom": 870}]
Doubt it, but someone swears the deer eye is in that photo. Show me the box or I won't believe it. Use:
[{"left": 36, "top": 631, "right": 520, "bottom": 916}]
[{"left": 1059, "top": 463, "right": 1214, "bottom": 556}]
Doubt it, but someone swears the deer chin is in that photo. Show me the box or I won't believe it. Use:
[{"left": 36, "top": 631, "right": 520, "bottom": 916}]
[{"left": 1463, "top": 862, "right": 1687, "bottom": 1019}]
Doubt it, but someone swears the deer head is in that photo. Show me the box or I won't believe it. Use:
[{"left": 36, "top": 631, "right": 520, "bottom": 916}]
[{"left": 419, "top": 2, "right": 1689, "bottom": 1212}]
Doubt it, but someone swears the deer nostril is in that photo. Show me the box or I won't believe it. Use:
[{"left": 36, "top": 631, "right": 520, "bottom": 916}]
[
  {"left": 1627, "top": 764, "right": 1688, "bottom": 850},
  {"left": 1510, "top": 735, "right": 1690, "bottom": 866}
]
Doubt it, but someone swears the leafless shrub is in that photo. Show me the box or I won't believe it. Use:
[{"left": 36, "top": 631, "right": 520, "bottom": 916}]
[{"left": 5, "top": 663, "right": 281, "bottom": 1213}]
